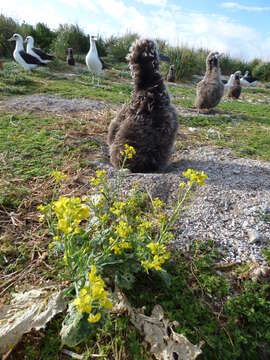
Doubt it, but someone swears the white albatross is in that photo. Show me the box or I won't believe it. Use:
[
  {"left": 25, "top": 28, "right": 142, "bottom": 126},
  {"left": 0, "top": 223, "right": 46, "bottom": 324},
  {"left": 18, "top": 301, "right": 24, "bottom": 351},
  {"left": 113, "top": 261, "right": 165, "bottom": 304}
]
[
  {"left": 25, "top": 36, "right": 54, "bottom": 64},
  {"left": 8, "top": 33, "right": 45, "bottom": 71},
  {"left": 85, "top": 36, "right": 104, "bottom": 86},
  {"left": 224, "top": 74, "right": 234, "bottom": 88},
  {"left": 240, "top": 71, "right": 258, "bottom": 87}
]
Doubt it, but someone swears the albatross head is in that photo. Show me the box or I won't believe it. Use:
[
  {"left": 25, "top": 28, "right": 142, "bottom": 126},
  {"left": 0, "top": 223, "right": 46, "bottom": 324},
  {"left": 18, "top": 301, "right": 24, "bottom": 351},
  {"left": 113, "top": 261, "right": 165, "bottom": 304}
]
[
  {"left": 8, "top": 33, "right": 23, "bottom": 44},
  {"left": 206, "top": 51, "right": 223, "bottom": 70},
  {"left": 234, "top": 70, "right": 241, "bottom": 80},
  {"left": 24, "top": 36, "right": 34, "bottom": 46},
  {"left": 90, "top": 35, "right": 97, "bottom": 42}
]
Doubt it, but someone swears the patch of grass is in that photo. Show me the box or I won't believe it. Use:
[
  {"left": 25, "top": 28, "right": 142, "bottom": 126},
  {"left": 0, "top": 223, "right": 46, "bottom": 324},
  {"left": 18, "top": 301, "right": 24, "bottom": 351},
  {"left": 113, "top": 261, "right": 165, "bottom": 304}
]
[
  {"left": 10, "top": 315, "right": 63, "bottom": 360},
  {"left": 126, "top": 241, "right": 270, "bottom": 360},
  {"left": 1, "top": 60, "right": 132, "bottom": 104},
  {"left": 0, "top": 113, "right": 64, "bottom": 182}
]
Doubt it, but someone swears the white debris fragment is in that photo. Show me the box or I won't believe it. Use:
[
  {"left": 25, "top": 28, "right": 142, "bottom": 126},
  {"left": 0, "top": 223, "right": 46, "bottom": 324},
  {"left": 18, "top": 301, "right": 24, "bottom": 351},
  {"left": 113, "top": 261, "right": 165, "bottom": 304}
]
[{"left": 0, "top": 289, "right": 66, "bottom": 355}]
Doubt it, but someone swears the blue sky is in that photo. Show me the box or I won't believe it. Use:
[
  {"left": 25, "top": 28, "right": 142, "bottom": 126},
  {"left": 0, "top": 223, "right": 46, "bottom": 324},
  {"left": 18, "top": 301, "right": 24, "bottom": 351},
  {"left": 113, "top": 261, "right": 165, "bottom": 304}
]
[{"left": 1, "top": 0, "right": 270, "bottom": 60}]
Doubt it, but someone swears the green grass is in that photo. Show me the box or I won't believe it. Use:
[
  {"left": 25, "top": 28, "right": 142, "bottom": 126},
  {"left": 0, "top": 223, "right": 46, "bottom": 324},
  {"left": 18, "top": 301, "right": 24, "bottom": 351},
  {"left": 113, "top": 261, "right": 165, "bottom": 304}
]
[
  {"left": 125, "top": 241, "right": 270, "bottom": 360},
  {"left": 1, "top": 59, "right": 270, "bottom": 359},
  {"left": 0, "top": 61, "right": 132, "bottom": 104},
  {"left": 0, "top": 111, "right": 101, "bottom": 208}
]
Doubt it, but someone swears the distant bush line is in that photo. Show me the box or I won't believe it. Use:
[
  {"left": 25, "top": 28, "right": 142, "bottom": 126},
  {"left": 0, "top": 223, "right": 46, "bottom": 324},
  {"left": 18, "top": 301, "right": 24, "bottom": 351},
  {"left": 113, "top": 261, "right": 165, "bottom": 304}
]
[{"left": 1, "top": 13, "right": 270, "bottom": 81}]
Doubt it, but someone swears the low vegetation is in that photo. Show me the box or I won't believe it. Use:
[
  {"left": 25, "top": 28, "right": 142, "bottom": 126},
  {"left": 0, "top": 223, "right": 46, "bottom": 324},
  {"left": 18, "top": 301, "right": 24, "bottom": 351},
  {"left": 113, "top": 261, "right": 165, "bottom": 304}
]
[
  {"left": 1, "top": 14, "right": 270, "bottom": 80},
  {"left": 0, "top": 43, "right": 270, "bottom": 359}
]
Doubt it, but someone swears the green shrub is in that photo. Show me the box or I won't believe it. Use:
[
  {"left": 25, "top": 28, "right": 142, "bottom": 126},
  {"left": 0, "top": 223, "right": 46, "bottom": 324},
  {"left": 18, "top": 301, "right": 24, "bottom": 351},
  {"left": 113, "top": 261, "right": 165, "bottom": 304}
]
[
  {"left": 106, "top": 32, "right": 138, "bottom": 62},
  {"left": 165, "top": 45, "right": 207, "bottom": 80},
  {"left": 52, "top": 24, "right": 88, "bottom": 60},
  {"left": 0, "top": 14, "right": 20, "bottom": 57},
  {"left": 253, "top": 62, "right": 270, "bottom": 82}
]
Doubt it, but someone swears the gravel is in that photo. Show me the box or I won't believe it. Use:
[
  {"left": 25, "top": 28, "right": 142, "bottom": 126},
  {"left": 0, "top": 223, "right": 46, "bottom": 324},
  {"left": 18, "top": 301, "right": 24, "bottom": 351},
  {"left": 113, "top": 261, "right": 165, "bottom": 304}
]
[
  {"left": 0, "top": 94, "right": 105, "bottom": 113},
  {"left": 100, "top": 145, "right": 270, "bottom": 265}
]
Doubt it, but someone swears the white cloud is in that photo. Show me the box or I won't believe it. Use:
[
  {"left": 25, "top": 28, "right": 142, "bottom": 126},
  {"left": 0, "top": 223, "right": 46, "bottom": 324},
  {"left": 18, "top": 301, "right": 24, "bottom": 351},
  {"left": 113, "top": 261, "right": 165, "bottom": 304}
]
[
  {"left": 59, "top": 0, "right": 97, "bottom": 13},
  {"left": 135, "top": 0, "right": 167, "bottom": 6},
  {"left": 1, "top": 0, "right": 270, "bottom": 60},
  {"left": 221, "top": 2, "right": 270, "bottom": 12}
]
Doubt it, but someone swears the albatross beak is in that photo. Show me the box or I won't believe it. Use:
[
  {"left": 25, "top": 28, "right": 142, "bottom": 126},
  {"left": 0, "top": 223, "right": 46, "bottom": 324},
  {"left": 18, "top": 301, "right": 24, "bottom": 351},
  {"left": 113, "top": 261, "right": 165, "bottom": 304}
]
[
  {"left": 8, "top": 37, "right": 14, "bottom": 42},
  {"left": 24, "top": 39, "right": 27, "bottom": 43}
]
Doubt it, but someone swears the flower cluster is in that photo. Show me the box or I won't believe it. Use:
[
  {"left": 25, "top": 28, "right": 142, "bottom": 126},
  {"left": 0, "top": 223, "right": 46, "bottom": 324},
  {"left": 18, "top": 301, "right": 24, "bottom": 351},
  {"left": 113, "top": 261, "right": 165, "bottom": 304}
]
[
  {"left": 110, "top": 201, "right": 126, "bottom": 217},
  {"left": 53, "top": 196, "right": 89, "bottom": 235},
  {"left": 74, "top": 265, "right": 112, "bottom": 323},
  {"left": 109, "top": 237, "right": 132, "bottom": 255},
  {"left": 91, "top": 169, "right": 107, "bottom": 188},
  {"left": 51, "top": 170, "right": 67, "bottom": 184},
  {"left": 141, "top": 242, "right": 170, "bottom": 272},
  {"left": 152, "top": 197, "right": 164, "bottom": 209},
  {"left": 120, "top": 144, "right": 136, "bottom": 159},
  {"left": 182, "top": 169, "right": 208, "bottom": 187},
  {"left": 115, "top": 220, "right": 132, "bottom": 238}
]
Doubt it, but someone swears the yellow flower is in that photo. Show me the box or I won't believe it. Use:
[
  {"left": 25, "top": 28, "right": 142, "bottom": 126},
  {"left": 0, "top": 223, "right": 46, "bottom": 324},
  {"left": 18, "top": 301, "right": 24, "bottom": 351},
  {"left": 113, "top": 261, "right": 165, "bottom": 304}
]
[
  {"left": 88, "top": 312, "right": 101, "bottom": 323},
  {"left": 120, "top": 144, "right": 136, "bottom": 159},
  {"left": 37, "top": 204, "right": 45, "bottom": 212},
  {"left": 138, "top": 220, "right": 152, "bottom": 236},
  {"left": 141, "top": 242, "right": 170, "bottom": 273},
  {"left": 179, "top": 182, "right": 185, "bottom": 190},
  {"left": 152, "top": 197, "right": 164, "bottom": 209},
  {"left": 53, "top": 196, "right": 89, "bottom": 235},
  {"left": 73, "top": 265, "right": 112, "bottom": 323},
  {"left": 182, "top": 169, "right": 208, "bottom": 187},
  {"left": 100, "top": 214, "right": 109, "bottom": 223},
  {"left": 90, "top": 169, "right": 107, "bottom": 187},
  {"left": 110, "top": 237, "right": 132, "bottom": 255},
  {"left": 115, "top": 220, "right": 132, "bottom": 238},
  {"left": 51, "top": 170, "right": 67, "bottom": 184},
  {"left": 110, "top": 201, "right": 126, "bottom": 217},
  {"left": 53, "top": 236, "right": 59, "bottom": 241}
]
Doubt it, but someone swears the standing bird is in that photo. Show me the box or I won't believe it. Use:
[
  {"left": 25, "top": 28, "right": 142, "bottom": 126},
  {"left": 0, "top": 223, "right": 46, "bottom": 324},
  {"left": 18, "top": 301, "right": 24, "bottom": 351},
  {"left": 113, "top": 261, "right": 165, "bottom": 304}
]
[
  {"left": 67, "top": 48, "right": 75, "bottom": 66},
  {"left": 240, "top": 71, "right": 257, "bottom": 87},
  {"left": 85, "top": 36, "right": 104, "bottom": 86},
  {"left": 224, "top": 74, "right": 234, "bottom": 88},
  {"left": 108, "top": 39, "right": 178, "bottom": 173},
  {"left": 25, "top": 36, "right": 54, "bottom": 64},
  {"left": 227, "top": 71, "right": 242, "bottom": 99},
  {"left": 8, "top": 33, "right": 46, "bottom": 71},
  {"left": 195, "top": 51, "right": 224, "bottom": 113},
  {"left": 167, "top": 65, "right": 175, "bottom": 82}
]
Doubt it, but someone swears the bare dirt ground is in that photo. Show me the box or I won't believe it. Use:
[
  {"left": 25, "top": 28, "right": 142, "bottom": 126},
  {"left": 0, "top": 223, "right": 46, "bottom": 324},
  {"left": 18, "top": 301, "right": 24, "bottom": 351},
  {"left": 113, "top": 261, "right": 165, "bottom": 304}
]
[{"left": 0, "top": 94, "right": 105, "bottom": 114}]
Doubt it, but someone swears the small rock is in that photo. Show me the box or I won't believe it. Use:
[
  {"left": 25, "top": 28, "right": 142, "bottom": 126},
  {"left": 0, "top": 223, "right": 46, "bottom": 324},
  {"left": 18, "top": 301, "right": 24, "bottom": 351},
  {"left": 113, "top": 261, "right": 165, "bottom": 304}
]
[
  {"left": 247, "top": 229, "right": 263, "bottom": 244},
  {"left": 188, "top": 127, "right": 197, "bottom": 133}
]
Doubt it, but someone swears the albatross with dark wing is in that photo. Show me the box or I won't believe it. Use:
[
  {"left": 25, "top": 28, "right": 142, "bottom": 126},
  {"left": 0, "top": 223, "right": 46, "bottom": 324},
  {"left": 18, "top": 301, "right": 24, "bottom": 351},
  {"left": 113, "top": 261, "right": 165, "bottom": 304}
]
[
  {"left": 25, "top": 36, "right": 54, "bottom": 64},
  {"left": 8, "top": 33, "right": 46, "bottom": 71},
  {"left": 240, "top": 71, "right": 258, "bottom": 87},
  {"left": 85, "top": 36, "right": 105, "bottom": 86}
]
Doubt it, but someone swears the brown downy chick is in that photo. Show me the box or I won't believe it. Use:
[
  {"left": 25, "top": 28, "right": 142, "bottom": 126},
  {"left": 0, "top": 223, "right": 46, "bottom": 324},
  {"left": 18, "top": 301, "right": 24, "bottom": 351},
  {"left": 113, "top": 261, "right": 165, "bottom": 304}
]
[
  {"left": 228, "top": 71, "right": 242, "bottom": 99},
  {"left": 108, "top": 39, "right": 178, "bottom": 173},
  {"left": 195, "top": 51, "right": 224, "bottom": 112},
  {"left": 67, "top": 48, "right": 75, "bottom": 66},
  {"left": 167, "top": 64, "right": 175, "bottom": 82}
]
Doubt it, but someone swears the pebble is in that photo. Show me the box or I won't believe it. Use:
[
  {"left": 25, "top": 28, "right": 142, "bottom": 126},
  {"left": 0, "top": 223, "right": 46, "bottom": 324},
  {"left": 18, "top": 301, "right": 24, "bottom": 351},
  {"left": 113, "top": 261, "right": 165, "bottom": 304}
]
[{"left": 247, "top": 229, "right": 263, "bottom": 244}]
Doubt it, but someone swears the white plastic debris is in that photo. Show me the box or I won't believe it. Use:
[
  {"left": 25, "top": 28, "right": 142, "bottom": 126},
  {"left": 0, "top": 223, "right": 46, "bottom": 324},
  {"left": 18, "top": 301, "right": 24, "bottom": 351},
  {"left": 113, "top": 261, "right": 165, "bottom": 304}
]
[
  {"left": 112, "top": 286, "right": 203, "bottom": 360},
  {"left": 0, "top": 288, "right": 66, "bottom": 355}
]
